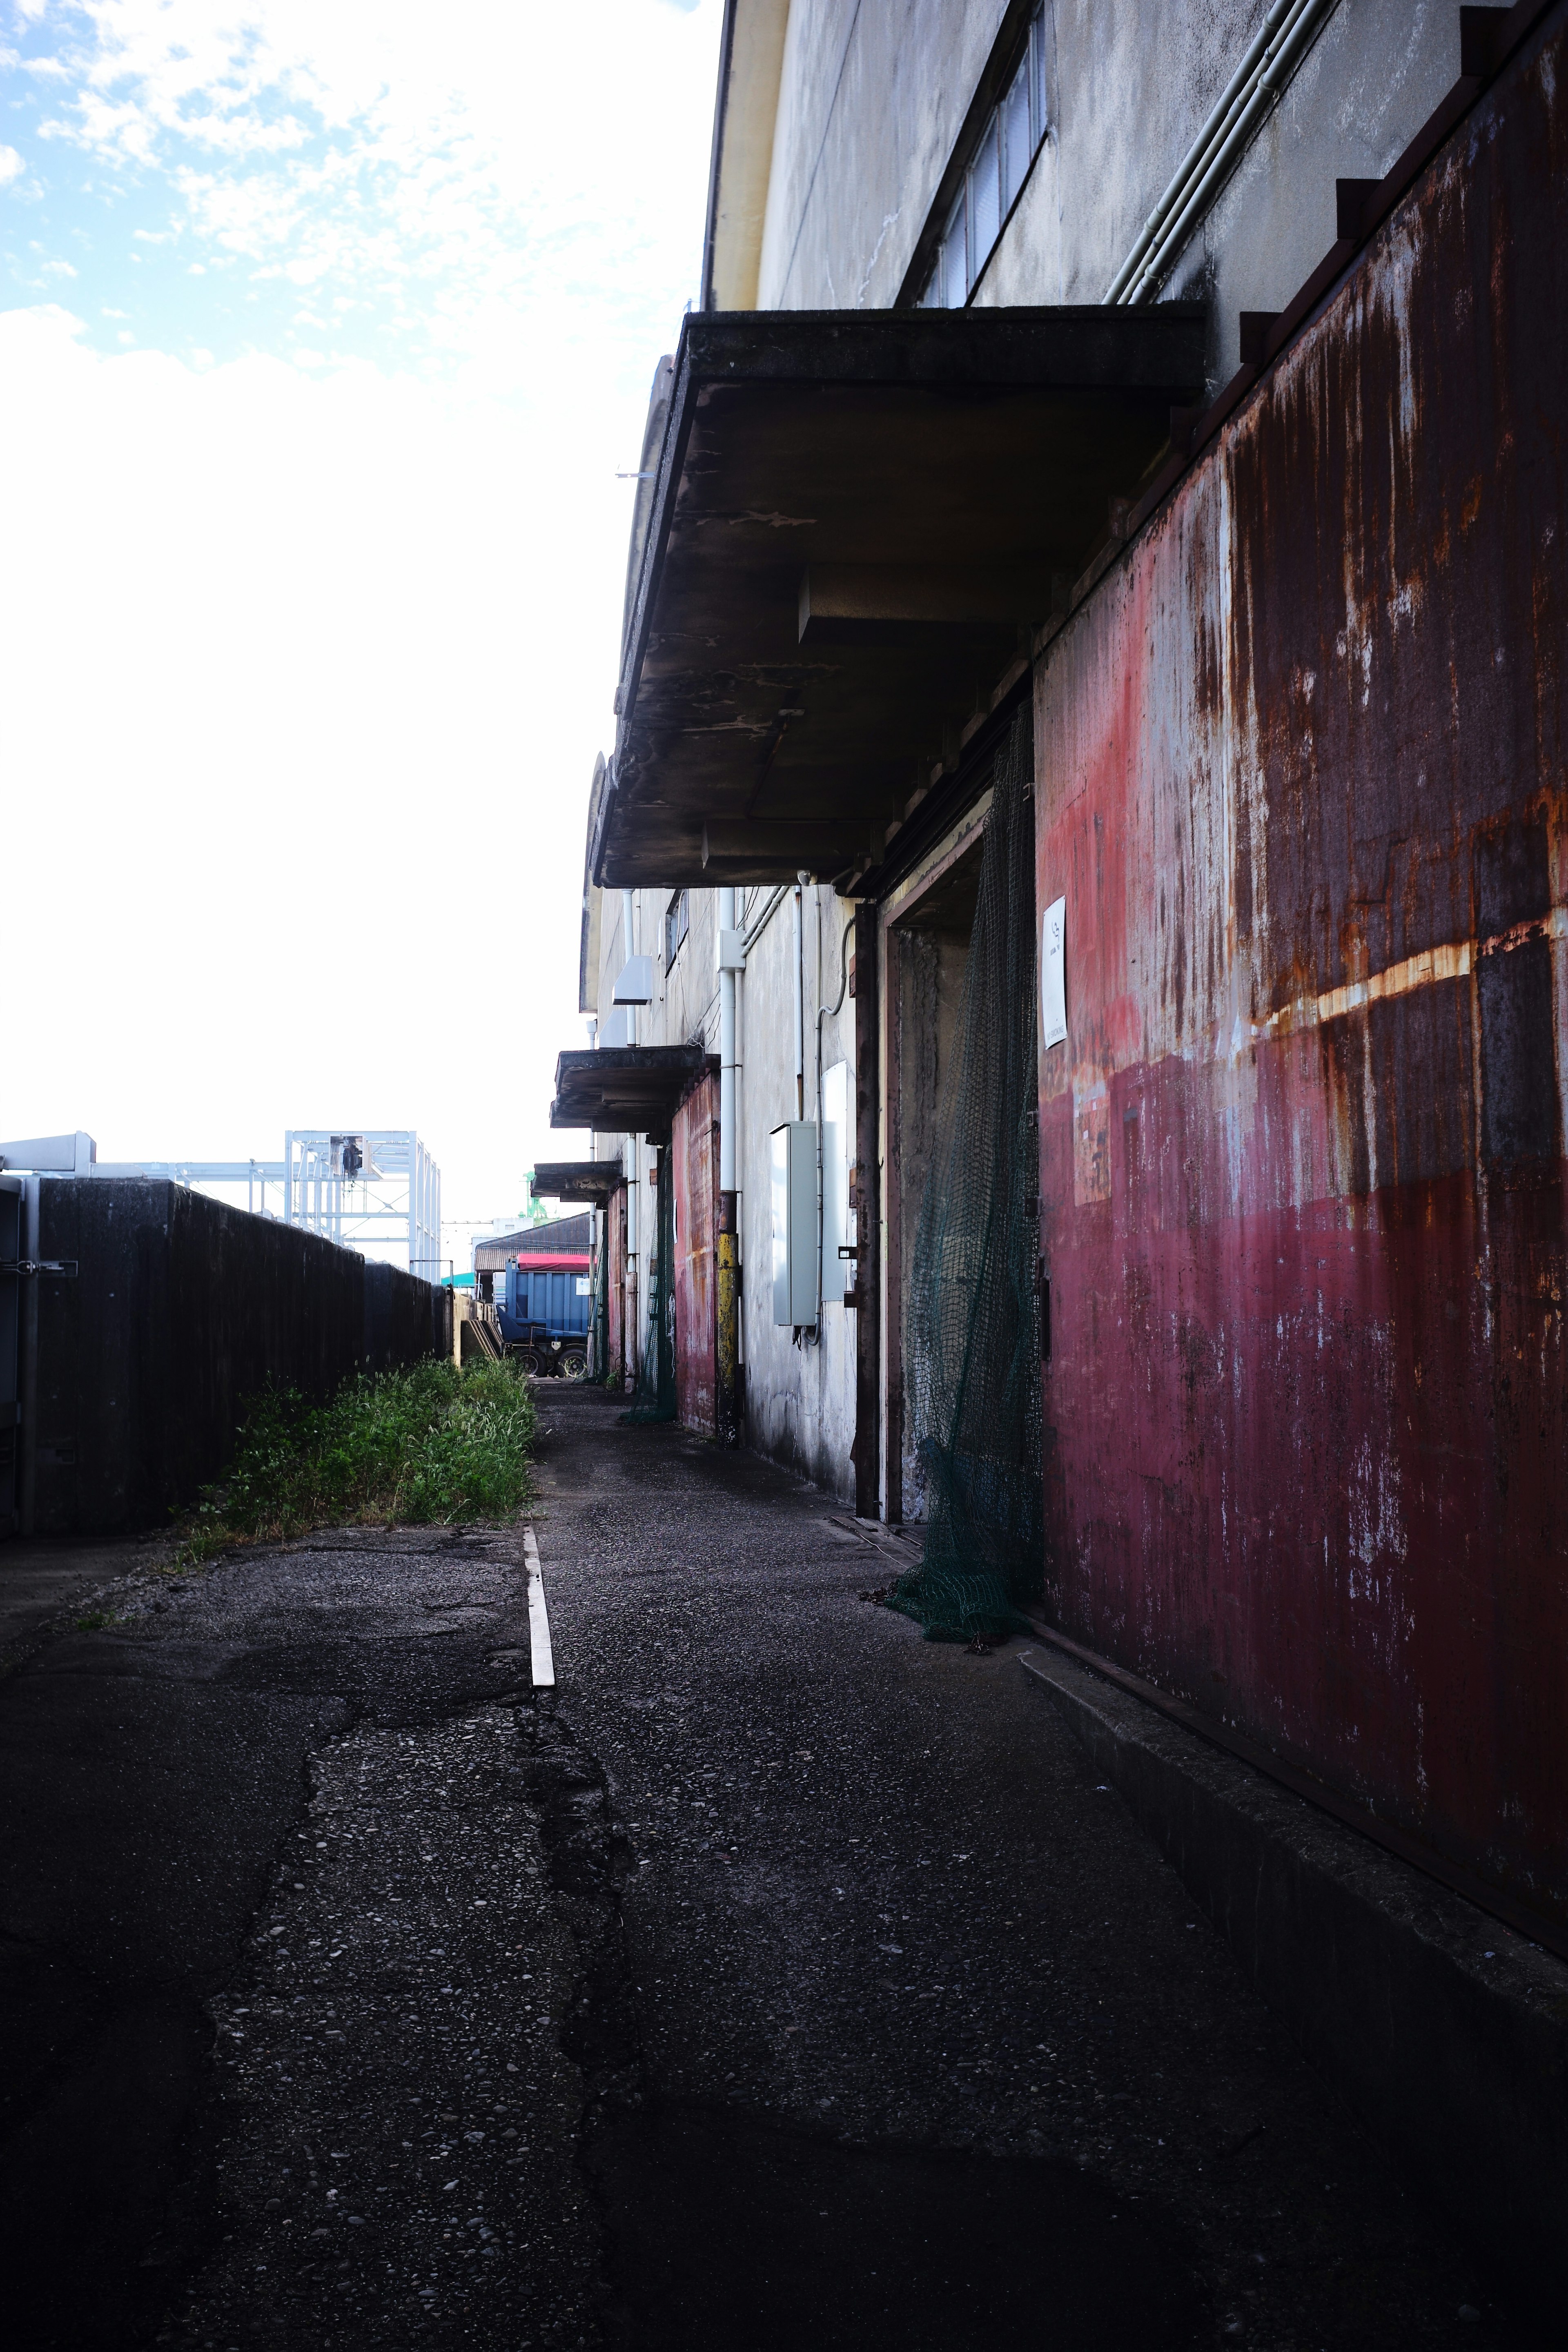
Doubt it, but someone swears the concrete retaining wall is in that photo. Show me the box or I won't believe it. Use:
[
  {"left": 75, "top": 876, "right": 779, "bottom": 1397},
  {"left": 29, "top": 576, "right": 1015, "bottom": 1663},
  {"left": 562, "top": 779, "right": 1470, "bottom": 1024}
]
[{"left": 24, "top": 1179, "right": 450, "bottom": 1537}]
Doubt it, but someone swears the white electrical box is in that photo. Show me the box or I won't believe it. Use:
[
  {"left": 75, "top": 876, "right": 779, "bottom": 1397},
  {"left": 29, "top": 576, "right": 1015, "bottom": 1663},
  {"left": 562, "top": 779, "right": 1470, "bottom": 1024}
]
[
  {"left": 770, "top": 1121, "right": 818, "bottom": 1327},
  {"left": 613, "top": 954, "right": 654, "bottom": 1007},
  {"left": 820, "top": 1062, "right": 851, "bottom": 1303}
]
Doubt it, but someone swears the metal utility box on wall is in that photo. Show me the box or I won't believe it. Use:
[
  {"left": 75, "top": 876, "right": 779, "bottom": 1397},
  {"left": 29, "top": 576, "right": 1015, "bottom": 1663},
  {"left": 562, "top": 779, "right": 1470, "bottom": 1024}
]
[{"left": 770, "top": 1121, "right": 817, "bottom": 1327}]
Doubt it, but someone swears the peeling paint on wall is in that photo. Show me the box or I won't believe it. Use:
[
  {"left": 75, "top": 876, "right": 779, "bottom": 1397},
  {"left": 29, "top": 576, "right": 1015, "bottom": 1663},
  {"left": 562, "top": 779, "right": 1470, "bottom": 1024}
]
[{"left": 1033, "top": 21, "right": 1568, "bottom": 1928}]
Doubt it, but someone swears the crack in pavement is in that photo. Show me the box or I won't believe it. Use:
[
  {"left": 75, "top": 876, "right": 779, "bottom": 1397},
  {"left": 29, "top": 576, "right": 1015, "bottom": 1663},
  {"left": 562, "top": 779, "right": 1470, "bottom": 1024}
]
[{"left": 166, "top": 1706, "right": 600, "bottom": 2351}]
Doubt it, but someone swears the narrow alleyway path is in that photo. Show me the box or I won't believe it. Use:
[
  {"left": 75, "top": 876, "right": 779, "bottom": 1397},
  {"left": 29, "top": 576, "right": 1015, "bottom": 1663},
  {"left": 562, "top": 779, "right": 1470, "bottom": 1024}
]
[
  {"left": 522, "top": 1385, "right": 1518, "bottom": 2351},
  {"left": 0, "top": 1387, "right": 1526, "bottom": 2349}
]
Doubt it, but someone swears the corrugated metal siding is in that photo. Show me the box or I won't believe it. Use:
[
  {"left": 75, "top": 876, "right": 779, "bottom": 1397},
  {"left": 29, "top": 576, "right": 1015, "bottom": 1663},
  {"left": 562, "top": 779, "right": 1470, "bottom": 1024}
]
[
  {"left": 673, "top": 1074, "right": 719, "bottom": 1435},
  {"left": 1033, "top": 19, "right": 1568, "bottom": 1928}
]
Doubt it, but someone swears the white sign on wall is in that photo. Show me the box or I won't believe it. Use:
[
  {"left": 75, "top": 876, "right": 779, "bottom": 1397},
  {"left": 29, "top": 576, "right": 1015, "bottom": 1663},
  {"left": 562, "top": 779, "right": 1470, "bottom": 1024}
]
[{"left": 1041, "top": 895, "right": 1067, "bottom": 1050}]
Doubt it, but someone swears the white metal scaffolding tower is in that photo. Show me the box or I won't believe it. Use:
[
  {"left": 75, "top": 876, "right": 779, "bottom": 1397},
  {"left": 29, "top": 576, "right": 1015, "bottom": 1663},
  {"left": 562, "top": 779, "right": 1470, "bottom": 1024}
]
[{"left": 127, "top": 1131, "right": 444, "bottom": 1283}]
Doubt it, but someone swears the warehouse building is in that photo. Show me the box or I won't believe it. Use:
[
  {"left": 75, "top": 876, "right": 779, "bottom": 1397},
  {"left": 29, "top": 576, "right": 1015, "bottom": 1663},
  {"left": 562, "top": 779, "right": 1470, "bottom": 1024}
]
[{"left": 546, "top": 0, "right": 1568, "bottom": 1973}]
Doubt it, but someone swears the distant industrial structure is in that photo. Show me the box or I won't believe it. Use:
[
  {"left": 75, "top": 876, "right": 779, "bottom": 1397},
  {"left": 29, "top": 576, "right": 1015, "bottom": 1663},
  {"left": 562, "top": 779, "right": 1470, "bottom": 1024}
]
[
  {"left": 0, "top": 1129, "right": 450, "bottom": 1541},
  {"left": 0, "top": 1129, "right": 443, "bottom": 1285}
]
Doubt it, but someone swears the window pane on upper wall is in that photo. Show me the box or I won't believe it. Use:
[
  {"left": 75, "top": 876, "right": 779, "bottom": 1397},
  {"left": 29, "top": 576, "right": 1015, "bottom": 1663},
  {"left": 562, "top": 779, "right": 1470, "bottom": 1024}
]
[
  {"left": 1029, "top": 13, "right": 1047, "bottom": 147},
  {"left": 940, "top": 197, "right": 968, "bottom": 308},
  {"left": 1002, "top": 57, "right": 1032, "bottom": 211},
  {"left": 969, "top": 119, "right": 1000, "bottom": 279}
]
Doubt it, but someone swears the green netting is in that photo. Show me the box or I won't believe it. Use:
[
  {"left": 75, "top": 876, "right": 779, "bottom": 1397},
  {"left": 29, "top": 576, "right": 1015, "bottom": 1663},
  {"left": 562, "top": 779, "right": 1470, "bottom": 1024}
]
[
  {"left": 887, "top": 706, "right": 1043, "bottom": 1642},
  {"left": 586, "top": 1230, "right": 611, "bottom": 1384},
  {"left": 621, "top": 1148, "right": 677, "bottom": 1423}
]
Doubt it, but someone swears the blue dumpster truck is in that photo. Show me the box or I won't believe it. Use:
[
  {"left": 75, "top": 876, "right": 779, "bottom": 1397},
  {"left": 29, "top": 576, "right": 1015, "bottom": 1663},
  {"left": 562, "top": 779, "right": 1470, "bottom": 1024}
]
[{"left": 497, "top": 1250, "right": 592, "bottom": 1375}]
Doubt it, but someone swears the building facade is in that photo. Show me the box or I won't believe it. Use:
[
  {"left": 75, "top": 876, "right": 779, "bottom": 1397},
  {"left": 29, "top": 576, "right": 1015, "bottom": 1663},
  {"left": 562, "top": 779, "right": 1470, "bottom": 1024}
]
[{"left": 550, "top": 0, "right": 1568, "bottom": 1946}]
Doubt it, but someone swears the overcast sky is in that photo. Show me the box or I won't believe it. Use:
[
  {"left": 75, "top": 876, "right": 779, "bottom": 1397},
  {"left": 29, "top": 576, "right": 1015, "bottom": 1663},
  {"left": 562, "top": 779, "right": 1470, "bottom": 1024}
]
[{"left": 1, "top": 0, "right": 721, "bottom": 1267}]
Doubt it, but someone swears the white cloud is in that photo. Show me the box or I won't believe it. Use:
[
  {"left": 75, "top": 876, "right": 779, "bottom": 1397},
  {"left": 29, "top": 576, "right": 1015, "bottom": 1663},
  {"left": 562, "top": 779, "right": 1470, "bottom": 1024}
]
[
  {"left": 1, "top": 0, "right": 724, "bottom": 1237},
  {"left": 1, "top": 302, "right": 632, "bottom": 1203},
  {"left": 0, "top": 143, "right": 24, "bottom": 185},
  {"left": 29, "top": 1, "right": 721, "bottom": 394}
]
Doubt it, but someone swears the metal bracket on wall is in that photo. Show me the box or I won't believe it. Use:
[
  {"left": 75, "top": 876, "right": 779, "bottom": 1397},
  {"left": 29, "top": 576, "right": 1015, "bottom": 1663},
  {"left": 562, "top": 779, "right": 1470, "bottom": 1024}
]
[{"left": 0, "top": 1260, "right": 78, "bottom": 1278}]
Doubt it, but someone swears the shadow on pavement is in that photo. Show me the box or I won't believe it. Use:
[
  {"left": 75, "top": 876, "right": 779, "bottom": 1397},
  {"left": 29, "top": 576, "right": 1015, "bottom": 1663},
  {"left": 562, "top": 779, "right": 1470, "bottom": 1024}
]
[{"left": 592, "top": 2100, "right": 1205, "bottom": 2350}]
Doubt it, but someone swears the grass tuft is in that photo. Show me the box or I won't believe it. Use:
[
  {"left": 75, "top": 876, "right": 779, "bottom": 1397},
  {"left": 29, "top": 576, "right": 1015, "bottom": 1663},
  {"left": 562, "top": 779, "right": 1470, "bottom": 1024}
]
[{"left": 174, "top": 1359, "right": 536, "bottom": 1568}]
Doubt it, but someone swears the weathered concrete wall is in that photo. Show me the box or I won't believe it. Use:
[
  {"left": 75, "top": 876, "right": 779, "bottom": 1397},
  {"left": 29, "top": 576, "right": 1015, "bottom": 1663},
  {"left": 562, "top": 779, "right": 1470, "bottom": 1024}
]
[
  {"left": 737, "top": 883, "right": 857, "bottom": 1499},
  {"left": 661, "top": 887, "right": 720, "bottom": 1054},
  {"left": 761, "top": 1, "right": 1469, "bottom": 394},
  {"left": 672, "top": 1072, "right": 719, "bottom": 1435},
  {"left": 1033, "top": 18, "right": 1568, "bottom": 1929},
  {"left": 758, "top": 0, "right": 1006, "bottom": 310},
  {"left": 29, "top": 1180, "right": 450, "bottom": 1537},
  {"left": 592, "top": 883, "right": 722, "bottom": 1396},
  {"left": 981, "top": 2, "right": 1463, "bottom": 384}
]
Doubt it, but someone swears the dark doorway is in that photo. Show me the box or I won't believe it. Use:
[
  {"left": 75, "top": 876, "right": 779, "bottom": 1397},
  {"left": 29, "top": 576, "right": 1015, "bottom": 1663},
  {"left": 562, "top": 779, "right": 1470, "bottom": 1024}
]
[{"left": 882, "top": 827, "right": 985, "bottom": 1523}]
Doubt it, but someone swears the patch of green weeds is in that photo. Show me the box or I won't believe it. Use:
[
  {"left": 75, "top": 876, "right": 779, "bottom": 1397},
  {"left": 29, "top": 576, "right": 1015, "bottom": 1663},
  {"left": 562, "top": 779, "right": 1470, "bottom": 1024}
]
[
  {"left": 174, "top": 1359, "right": 537, "bottom": 1568},
  {"left": 75, "top": 1609, "right": 114, "bottom": 1631}
]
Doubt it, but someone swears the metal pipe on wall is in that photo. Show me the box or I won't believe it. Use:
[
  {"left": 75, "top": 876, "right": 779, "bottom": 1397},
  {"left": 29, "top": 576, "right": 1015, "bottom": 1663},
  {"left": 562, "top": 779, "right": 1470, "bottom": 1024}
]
[
  {"left": 625, "top": 1134, "right": 638, "bottom": 1390},
  {"left": 621, "top": 889, "right": 638, "bottom": 1046},
  {"left": 815, "top": 910, "right": 855, "bottom": 1332},
  {"left": 851, "top": 902, "right": 880, "bottom": 1520},
  {"left": 793, "top": 875, "right": 806, "bottom": 1121},
  {"left": 717, "top": 883, "right": 742, "bottom": 1443},
  {"left": 621, "top": 888, "right": 639, "bottom": 1388},
  {"left": 719, "top": 886, "right": 738, "bottom": 1196},
  {"left": 1105, "top": 0, "right": 1334, "bottom": 305}
]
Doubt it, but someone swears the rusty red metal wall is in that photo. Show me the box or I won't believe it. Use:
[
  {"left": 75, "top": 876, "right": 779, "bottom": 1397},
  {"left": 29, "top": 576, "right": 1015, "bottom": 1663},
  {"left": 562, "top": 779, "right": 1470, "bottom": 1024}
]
[
  {"left": 606, "top": 1183, "right": 627, "bottom": 1388},
  {"left": 1034, "top": 20, "right": 1568, "bottom": 1929},
  {"left": 673, "top": 1073, "right": 719, "bottom": 1434}
]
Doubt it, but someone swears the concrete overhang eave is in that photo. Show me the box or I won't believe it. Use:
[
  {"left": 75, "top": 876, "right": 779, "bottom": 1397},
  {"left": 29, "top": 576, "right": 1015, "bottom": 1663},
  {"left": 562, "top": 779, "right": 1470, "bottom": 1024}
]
[
  {"left": 592, "top": 304, "right": 1206, "bottom": 889},
  {"left": 550, "top": 1044, "right": 713, "bottom": 1137},
  {"left": 530, "top": 1158, "right": 624, "bottom": 1203}
]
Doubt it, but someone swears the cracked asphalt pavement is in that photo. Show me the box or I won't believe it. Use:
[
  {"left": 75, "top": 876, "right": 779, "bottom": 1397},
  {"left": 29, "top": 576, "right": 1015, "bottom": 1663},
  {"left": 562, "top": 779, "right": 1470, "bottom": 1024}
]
[{"left": 0, "top": 1385, "right": 1529, "bottom": 2348}]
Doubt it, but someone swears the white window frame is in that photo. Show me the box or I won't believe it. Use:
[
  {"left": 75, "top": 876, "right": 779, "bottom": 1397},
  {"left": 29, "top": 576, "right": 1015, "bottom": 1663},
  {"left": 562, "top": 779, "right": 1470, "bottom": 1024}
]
[
  {"left": 664, "top": 887, "right": 690, "bottom": 970},
  {"left": 922, "top": 5, "right": 1048, "bottom": 310}
]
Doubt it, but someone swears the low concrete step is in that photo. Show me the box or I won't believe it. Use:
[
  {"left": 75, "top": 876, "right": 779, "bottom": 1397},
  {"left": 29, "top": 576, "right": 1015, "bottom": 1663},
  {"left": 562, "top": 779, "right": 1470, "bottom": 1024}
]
[{"left": 1019, "top": 1642, "right": 1568, "bottom": 2325}]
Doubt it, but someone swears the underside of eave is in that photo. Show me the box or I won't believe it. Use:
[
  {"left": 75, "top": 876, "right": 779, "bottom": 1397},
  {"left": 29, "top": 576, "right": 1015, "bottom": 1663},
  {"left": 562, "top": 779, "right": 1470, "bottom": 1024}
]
[{"left": 597, "top": 308, "right": 1206, "bottom": 891}]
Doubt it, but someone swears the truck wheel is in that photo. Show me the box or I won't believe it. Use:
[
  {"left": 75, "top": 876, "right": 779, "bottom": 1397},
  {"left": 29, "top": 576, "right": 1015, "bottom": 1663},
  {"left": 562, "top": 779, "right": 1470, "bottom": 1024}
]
[{"left": 561, "top": 1347, "right": 588, "bottom": 1381}]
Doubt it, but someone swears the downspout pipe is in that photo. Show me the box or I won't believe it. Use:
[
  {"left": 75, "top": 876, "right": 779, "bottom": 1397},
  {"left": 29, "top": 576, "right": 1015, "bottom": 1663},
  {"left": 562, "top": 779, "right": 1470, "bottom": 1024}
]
[
  {"left": 719, "top": 885, "right": 738, "bottom": 1196},
  {"left": 815, "top": 911, "right": 856, "bottom": 1332},
  {"left": 621, "top": 889, "right": 638, "bottom": 1046},
  {"left": 621, "top": 888, "right": 638, "bottom": 1390},
  {"left": 717, "top": 884, "right": 742, "bottom": 1445},
  {"left": 793, "top": 875, "right": 806, "bottom": 1122}
]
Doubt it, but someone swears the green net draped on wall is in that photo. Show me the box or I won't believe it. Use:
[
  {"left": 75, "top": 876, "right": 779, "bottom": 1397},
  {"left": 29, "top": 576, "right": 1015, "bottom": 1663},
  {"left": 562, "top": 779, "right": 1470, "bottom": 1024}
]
[
  {"left": 621, "top": 1150, "right": 677, "bottom": 1424},
  {"left": 888, "top": 708, "right": 1043, "bottom": 1642},
  {"left": 587, "top": 1227, "right": 609, "bottom": 1383}
]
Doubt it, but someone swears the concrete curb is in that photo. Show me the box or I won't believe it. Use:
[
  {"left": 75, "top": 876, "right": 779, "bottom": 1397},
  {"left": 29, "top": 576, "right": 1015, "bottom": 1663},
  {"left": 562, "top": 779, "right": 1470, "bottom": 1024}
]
[{"left": 1018, "top": 1645, "right": 1568, "bottom": 2317}]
